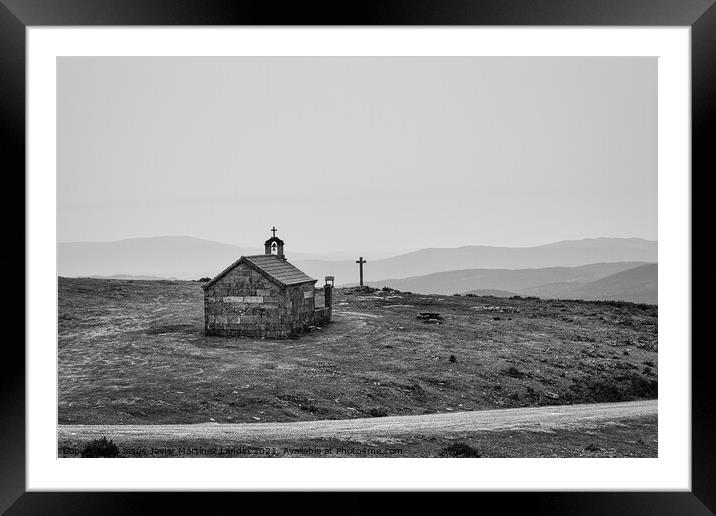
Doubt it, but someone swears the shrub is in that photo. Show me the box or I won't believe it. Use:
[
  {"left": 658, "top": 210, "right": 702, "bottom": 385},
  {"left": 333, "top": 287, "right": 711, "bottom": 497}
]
[
  {"left": 449, "top": 354, "right": 457, "bottom": 363},
  {"left": 368, "top": 407, "right": 388, "bottom": 417},
  {"left": 198, "top": 277, "right": 211, "bottom": 282},
  {"left": 81, "top": 436, "right": 120, "bottom": 458},
  {"left": 504, "top": 366, "right": 524, "bottom": 379},
  {"left": 565, "top": 372, "right": 657, "bottom": 403},
  {"left": 438, "top": 443, "right": 481, "bottom": 458}
]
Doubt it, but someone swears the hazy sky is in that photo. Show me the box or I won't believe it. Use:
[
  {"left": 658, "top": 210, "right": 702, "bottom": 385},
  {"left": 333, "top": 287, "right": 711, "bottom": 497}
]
[{"left": 57, "top": 57, "right": 656, "bottom": 254}]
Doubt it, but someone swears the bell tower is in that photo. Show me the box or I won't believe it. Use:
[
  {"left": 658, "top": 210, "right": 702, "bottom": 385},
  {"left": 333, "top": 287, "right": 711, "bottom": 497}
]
[{"left": 264, "top": 226, "right": 286, "bottom": 260}]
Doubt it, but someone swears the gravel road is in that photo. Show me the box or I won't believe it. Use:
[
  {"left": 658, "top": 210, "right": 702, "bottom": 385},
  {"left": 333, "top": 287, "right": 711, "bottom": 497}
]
[{"left": 58, "top": 399, "right": 656, "bottom": 442}]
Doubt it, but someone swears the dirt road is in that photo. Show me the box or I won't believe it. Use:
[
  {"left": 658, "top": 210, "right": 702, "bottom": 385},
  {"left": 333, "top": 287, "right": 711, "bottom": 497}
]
[{"left": 58, "top": 399, "right": 656, "bottom": 442}]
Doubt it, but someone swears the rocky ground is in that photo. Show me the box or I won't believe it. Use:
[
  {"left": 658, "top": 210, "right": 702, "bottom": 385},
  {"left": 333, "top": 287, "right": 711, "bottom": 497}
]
[{"left": 58, "top": 278, "right": 658, "bottom": 427}]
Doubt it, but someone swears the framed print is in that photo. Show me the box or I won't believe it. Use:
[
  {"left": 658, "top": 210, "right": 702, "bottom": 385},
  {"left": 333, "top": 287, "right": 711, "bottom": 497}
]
[{"left": 3, "top": 0, "right": 712, "bottom": 512}]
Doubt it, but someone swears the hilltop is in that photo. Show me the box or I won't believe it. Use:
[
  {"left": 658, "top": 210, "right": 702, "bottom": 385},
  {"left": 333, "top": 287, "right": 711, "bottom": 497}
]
[{"left": 58, "top": 278, "right": 657, "bottom": 426}]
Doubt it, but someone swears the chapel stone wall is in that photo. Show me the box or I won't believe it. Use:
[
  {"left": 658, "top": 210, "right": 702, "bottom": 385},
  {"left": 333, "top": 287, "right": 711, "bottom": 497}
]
[{"left": 204, "top": 263, "right": 288, "bottom": 338}]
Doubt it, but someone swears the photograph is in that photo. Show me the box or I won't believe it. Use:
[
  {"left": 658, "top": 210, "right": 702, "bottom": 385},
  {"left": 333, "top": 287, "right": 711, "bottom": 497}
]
[{"left": 55, "top": 55, "right": 659, "bottom": 459}]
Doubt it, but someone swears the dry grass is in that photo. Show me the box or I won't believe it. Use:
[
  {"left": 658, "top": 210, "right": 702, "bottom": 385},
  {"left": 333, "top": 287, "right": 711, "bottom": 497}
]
[{"left": 58, "top": 278, "right": 657, "bottom": 425}]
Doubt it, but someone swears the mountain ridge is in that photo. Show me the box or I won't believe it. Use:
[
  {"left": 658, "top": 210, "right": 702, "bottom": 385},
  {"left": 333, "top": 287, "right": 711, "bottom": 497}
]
[
  {"left": 58, "top": 235, "right": 657, "bottom": 284},
  {"left": 377, "top": 263, "right": 658, "bottom": 304}
]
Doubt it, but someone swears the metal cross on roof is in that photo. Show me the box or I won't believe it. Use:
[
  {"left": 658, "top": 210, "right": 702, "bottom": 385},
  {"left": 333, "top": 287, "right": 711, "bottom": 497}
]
[{"left": 271, "top": 226, "right": 277, "bottom": 238}]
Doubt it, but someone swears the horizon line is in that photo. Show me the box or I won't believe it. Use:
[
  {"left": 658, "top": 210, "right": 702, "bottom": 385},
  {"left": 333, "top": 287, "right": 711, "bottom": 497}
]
[{"left": 57, "top": 235, "right": 659, "bottom": 254}]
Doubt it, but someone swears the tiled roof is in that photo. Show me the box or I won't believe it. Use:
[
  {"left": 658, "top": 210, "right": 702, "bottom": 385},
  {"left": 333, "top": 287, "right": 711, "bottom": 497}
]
[
  {"left": 203, "top": 254, "right": 316, "bottom": 290},
  {"left": 244, "top": 255, "right": 316, "bottom": 286}
]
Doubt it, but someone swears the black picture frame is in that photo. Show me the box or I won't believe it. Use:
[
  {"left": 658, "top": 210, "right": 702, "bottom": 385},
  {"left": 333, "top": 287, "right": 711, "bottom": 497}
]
[{"left": 2, "top": 0, "right": 710, "bottom": 512}]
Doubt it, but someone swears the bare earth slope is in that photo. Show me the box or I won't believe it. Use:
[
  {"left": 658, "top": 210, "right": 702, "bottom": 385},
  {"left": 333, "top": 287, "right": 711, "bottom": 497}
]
[{"left": 58, "top": 278, "right": 658, "bottom": 426}]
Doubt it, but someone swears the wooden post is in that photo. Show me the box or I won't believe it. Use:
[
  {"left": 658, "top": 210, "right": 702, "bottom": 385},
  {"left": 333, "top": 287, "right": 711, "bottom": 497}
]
[{"left": 356, "top": 256, "right": 366, "bottom": 286}]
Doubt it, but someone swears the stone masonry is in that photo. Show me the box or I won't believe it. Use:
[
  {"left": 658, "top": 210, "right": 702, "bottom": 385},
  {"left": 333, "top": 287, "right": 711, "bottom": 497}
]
[{"left": 202, "top": 231, "right": 332, "bottom": 339}]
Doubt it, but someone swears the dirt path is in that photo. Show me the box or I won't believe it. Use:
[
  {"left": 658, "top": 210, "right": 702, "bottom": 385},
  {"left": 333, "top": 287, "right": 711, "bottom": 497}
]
[{"left": 58, "top": 400, "right": 656, "bottom": 442}]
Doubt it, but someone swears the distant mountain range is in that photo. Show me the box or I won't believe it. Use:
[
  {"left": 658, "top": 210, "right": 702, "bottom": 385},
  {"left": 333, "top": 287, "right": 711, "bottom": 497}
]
[
  {"left": 518, "top": 263, "right": 658, "bottom": 304},
  {"left": 370, "top": 262, "right": 657, "bottom": 304},
  {"left": 58, "top": 236, "right": 657, "bottom": 303},
  {"left": 58, "top": 237, "right": 256, "bottom": 280},
  {"left": 57, "top": 236, "right": 331, "bottom": 281},
  {"left": 294, "top": 237, "right": 656, "bottom": 283}
]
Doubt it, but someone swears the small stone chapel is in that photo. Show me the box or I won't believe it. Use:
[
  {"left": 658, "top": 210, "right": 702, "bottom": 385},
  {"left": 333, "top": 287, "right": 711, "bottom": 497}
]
[{"left": 202, "top": 228, "right": 333, "bottom": 339}]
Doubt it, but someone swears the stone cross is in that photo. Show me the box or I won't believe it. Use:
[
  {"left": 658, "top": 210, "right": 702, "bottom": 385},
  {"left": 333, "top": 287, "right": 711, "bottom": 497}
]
[
  {"left": 356, "top": 256, "right": 366, "bottom": 286},
  {"left": 271, "top": 226, "right": 277, "bottom": 237}
]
